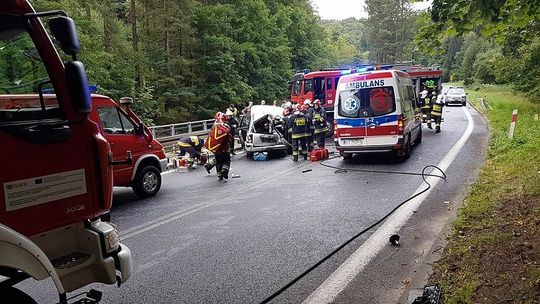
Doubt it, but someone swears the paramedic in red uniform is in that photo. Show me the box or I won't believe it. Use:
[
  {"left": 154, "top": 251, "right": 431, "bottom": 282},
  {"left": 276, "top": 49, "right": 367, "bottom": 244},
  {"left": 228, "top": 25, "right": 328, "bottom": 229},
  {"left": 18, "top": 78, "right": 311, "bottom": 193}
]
[
  {"left": 288, "top": 104, "right": 311, "bottom": 162},
  {"left": 204, "top": 112, "right": 232, "bottom": 180},
  {"left": 312, "top": 99, "right": 328, "bottom": 148}
]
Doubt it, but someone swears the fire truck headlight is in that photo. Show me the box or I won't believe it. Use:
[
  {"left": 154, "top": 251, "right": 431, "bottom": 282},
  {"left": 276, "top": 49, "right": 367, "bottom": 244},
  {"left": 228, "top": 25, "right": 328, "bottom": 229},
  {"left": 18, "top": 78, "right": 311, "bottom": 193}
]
[{"left": 90, "top": 219, "right": 120, "bottom": 254}]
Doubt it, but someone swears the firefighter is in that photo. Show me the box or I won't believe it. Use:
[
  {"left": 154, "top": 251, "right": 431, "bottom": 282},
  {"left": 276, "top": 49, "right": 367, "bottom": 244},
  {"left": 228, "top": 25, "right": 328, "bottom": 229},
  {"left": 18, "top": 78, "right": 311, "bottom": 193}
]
[
  {"left": 176, "top": 136, "right": 205, "bottom": 167},
  {"left": 420, "top": 87, "right": 433, "bottom": 128},
  {"left": 288, "top": 104, "right": 311, "bottom": 162},
  {"left": 282, "top": 101, "right": 294, "bottom": 145},
  {"left": 312, "top": 99, "right": 328, "bottom": 148},
  {"left": 431, "top": 90, "right": 445, "bottom": 133},
  {"left": 226, "top": 106, "right": 239, "bottom": 155},
  {"left": 204, "top": 112, "right": 232, "bottom": 180},
  {"left": 304, "top": 99, "right": 315, "bottom": 151}
]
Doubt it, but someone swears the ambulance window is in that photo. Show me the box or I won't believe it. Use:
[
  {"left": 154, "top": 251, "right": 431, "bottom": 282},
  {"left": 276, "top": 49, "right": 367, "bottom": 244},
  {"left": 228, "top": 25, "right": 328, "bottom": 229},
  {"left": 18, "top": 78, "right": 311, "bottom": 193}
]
[
  {"left": 338, "top": 86, "right": 395, "bottom": 118},
  {"left": 304, "top": 79, "right": 313, "bottom": 94},
  {"left": 0, "top": 19, "right": 62, "bottom": 126}
]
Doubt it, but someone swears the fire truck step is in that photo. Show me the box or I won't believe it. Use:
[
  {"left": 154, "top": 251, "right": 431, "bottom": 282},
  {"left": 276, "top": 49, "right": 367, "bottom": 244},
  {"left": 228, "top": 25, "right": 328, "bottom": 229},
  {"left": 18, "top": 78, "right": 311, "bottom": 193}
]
[{"left": 51, "top": 252, "right": 91, "bottom": 269}]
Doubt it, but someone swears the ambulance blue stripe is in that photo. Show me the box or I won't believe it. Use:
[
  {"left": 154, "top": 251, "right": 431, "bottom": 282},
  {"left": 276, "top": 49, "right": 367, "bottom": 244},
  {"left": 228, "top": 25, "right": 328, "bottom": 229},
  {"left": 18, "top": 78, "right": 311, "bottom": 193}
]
[{"left": 337, "top": 115, "right": 398, "bottom": 127}]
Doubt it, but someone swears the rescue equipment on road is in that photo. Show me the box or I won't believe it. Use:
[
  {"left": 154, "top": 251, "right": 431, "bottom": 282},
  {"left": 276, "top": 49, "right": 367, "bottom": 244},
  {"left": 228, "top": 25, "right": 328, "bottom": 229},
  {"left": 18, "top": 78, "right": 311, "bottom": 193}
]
[{"left": 309, "top": 148, "right": 329, "bottom": 161}]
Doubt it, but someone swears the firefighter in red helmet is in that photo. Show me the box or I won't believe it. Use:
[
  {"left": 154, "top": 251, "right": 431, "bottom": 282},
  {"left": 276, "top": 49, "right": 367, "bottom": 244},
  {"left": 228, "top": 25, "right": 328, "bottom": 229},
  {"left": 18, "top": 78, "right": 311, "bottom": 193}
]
[{"left": 287, "top": 103, "right": 311, "bottom": 161}]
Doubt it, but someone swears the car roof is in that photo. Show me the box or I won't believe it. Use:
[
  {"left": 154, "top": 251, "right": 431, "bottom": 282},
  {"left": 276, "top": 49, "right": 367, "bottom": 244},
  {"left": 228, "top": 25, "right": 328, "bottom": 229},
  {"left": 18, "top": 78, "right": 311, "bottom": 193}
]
[{"left": 250, "top": 105, "right": 283, "bottom": 121}]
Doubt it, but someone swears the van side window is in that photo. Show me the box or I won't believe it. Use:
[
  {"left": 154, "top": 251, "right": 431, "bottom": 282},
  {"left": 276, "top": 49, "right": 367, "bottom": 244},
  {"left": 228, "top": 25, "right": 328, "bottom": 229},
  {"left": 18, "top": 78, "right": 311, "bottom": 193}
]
[{"left": 98, "top": 107, "right": 136, "bottom": 135}]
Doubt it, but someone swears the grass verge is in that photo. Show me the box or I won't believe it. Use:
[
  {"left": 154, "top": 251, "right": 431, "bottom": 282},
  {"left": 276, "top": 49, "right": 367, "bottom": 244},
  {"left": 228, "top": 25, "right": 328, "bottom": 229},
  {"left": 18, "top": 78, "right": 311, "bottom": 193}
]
[{"left": 430, "top": 85, "right": 540, "bottom": 303}]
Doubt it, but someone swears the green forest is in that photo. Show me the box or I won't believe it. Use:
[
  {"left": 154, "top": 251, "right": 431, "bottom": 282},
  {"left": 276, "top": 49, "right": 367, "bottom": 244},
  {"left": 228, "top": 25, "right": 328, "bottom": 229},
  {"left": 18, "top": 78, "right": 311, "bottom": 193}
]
[{"left": 5, "top": 0, "right": 538, "bottom": 125}]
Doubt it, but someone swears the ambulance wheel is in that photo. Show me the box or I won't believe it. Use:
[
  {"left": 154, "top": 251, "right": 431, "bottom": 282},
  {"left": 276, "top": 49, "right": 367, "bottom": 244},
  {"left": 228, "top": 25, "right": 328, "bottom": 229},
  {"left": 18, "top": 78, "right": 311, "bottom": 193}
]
[
  {"left": 132, "top": 165, "right": 161, "bottom": 198},
  {"left": 398, "top": 135, "right": 412, "bottom": 160},
  {"left": 415, "top": 127, "right": 423, "bottom": 145},
  {"left": 1, "top": 287, "right": 38, "bottom": 304}
]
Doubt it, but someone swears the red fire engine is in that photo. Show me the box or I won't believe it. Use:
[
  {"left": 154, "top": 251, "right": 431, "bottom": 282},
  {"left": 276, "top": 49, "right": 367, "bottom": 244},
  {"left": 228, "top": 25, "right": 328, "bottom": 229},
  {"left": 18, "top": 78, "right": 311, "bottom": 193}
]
[{"left": 0, "top": 1, "right": 132, "bottom": 303}]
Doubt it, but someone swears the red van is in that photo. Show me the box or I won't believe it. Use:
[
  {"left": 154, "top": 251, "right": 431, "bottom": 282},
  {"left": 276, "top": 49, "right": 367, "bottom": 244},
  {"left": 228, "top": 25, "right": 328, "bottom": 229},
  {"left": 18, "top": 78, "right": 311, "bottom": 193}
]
[{"left": 90, "top": 95, "right": 167, "bottom": 197}]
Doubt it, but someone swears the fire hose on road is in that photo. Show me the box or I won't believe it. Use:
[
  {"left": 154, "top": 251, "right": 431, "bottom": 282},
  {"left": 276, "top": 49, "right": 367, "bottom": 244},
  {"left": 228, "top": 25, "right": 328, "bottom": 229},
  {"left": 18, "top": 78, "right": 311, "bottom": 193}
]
[{"left": 259, "top": 162, "right": 446, "bottom": 304}]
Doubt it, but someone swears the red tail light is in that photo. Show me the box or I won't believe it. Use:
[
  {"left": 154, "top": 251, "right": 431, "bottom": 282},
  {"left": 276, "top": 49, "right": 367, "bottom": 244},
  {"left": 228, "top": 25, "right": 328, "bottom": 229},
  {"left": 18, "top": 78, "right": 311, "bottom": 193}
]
[{"left": 397, "top": 115, "right": 404, "bottom": 135}]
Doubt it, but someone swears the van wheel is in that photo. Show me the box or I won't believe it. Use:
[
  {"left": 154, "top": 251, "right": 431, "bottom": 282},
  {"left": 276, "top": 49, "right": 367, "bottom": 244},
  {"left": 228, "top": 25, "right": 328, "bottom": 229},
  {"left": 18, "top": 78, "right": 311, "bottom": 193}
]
[
  {"left": 326, "top": 118, "right": 334, "bottom": 138},
  {"left": 1, "top": 287, "right": 38, "bottom": 304},
  {"left": 397, "top": 135, "right": 411, "bottom": 161},
  {"left": 415, "top": 127, "right": 423, "bottom": 145},
  {"left": 132, "top": 165, "right": 161, "bottom": 198},
  {"left": 340, "top": 152, "right": 352, "bottom": 159}
]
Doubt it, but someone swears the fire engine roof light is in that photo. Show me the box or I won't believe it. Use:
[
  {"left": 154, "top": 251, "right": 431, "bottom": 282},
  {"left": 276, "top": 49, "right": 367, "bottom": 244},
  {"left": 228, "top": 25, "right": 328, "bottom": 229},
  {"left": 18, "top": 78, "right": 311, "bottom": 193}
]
[{"left": 380, "top": 64, "right": 394, "bottom": 70}]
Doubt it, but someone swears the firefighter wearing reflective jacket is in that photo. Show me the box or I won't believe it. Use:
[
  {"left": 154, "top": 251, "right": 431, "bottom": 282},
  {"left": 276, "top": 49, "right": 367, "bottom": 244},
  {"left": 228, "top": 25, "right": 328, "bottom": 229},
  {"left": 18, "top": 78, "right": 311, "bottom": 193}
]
[
  {"left": 420, "top": 88, "right": 433, "bottom": 127},
  {"left": 288, "top": 104, "right": 311, "bottom": 162},
  {"left": 304, "top": 99, "right": 315, "bottom": 151},
  {"left": 204, "top": 112, "right": 232, "bottom": 180},
  {"left": 177, "top": 136, "right": 204, "bottom": 167},
  {"left": 312, "top": 100, "right": 328, "bottom": 148},
  {"left": 431, "top": 91, "right": 444, "bottom": 133}
]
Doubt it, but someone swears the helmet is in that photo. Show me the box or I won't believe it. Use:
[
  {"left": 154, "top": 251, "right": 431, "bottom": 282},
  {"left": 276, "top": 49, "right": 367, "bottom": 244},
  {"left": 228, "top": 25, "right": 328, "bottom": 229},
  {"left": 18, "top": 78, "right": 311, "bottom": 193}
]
[
  {"left": 313, "top": 99, "right": 321, "bottom": 106},
  {"left": 296, "top": 104, "right": 306, "bottom": 112},
  {"left": 285, "top": 101, "right": 292, "bottom": 108},
  {"left": 225, "top": 109, "right": 234, "bottom": 116},
  {"left": 214, "top": 112, "right": 228, "bottom": 123},
  {"left": 303, "top": 99, "right": 311, "bottom": 106}
]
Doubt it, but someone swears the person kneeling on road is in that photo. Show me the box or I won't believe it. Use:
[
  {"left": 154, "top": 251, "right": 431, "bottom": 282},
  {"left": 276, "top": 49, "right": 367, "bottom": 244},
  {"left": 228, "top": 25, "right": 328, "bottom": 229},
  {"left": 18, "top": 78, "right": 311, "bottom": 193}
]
[
  {"left": 204, "top": 112, "right": 232, "bottom": 181},
  {"left": 176, "top": 136, "right": 204, "bottom": 168},
  {"left": 288, "top": 104, "right": 311, "bottom": 162}
]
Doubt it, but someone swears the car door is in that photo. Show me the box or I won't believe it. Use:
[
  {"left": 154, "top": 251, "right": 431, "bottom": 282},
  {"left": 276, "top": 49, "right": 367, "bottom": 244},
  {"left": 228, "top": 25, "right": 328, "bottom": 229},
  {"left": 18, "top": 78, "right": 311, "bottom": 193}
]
[{"left": 97, "top": 106, "right": 146, "bottom": 185}]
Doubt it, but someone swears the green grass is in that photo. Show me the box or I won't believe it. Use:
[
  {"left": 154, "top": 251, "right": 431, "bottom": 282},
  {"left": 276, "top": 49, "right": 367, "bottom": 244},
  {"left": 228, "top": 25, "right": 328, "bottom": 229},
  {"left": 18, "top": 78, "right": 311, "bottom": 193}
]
[{"left": 433, "top": 84, "right": 540, "bottom": 303}]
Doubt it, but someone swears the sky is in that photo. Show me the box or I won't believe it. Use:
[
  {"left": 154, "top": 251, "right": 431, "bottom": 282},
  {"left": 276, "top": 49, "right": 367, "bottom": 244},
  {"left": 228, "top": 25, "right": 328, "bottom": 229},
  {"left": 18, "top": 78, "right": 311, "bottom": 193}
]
[{"left": 310, "top": 0, "right": 432, "bottom": 20}]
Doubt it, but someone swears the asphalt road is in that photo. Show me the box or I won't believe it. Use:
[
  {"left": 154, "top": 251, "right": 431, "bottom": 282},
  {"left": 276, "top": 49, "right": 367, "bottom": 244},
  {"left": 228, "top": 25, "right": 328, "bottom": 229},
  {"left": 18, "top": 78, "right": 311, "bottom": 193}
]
[{"left": 22, "top": 105, "right": 488, "bottom": 304}]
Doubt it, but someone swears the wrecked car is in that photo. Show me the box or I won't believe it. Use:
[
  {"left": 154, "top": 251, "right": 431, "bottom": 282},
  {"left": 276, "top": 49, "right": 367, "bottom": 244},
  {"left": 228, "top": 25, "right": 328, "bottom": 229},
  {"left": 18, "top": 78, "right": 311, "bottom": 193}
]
[{"left": 238, "top": 105, "right": 291, "bottom": 158}]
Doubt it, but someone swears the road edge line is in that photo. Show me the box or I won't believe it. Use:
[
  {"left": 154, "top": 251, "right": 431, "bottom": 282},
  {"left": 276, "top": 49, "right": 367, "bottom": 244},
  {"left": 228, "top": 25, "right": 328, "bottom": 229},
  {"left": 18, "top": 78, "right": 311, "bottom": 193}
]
[{"left": 303, "top": 106, "right": 475, "bottom": 304}]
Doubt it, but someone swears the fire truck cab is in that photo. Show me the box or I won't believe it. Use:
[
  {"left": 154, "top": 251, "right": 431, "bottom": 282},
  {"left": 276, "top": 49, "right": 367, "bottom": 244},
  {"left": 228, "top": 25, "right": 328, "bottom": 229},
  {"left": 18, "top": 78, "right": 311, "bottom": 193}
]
[{"left": 0, "top": 2, "right": 132, "bottom": 303}]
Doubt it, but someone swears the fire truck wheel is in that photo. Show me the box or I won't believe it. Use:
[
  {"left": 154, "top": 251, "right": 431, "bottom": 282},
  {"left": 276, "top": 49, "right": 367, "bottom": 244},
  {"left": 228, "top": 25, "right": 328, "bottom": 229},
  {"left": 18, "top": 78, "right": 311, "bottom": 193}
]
[
  {"left": 132, "top": 165, "right": 162, "bottom": 198},
  {"left": 1, "top": 287, "right": 38, "bottom": 304}
]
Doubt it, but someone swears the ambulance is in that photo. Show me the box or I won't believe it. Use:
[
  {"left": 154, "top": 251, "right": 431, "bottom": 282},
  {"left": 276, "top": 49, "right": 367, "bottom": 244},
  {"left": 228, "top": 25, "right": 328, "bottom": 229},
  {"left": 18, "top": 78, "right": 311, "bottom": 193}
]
[{"left": 333, "top": 70, "right": 423, "bottom": 159}]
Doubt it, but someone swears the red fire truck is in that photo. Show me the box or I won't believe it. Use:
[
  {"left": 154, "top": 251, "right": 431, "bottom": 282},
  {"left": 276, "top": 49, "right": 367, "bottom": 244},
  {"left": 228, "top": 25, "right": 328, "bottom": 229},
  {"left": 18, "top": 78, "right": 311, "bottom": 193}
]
[
  {"left": 0, "top": 1, "right": 132, "bottom": 303},
  {"left": 289, "top": 66, "right": 442, "bottom": 135}
]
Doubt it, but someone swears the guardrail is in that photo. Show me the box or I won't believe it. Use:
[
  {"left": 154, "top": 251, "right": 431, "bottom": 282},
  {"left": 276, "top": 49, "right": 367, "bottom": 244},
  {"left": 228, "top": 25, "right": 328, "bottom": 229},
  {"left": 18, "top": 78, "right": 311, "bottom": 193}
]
[{"left": 149, "top": 119, "right": 215, "bottom": 142}]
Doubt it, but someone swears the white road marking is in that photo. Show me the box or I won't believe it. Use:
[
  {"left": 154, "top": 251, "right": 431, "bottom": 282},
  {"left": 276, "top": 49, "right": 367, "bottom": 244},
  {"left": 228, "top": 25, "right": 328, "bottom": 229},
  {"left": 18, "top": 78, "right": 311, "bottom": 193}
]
[
  {"left": 303, "top": 106, "right": 475, "bottom": 304},
  {"left": 123, "top": 160, "right": 313, "bottom": 240}
]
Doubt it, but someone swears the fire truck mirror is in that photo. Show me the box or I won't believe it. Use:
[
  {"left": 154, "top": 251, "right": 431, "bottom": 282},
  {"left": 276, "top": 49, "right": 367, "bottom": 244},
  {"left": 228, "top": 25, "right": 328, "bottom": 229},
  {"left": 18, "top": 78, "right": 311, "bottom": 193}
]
[
  {"left": 48, "top": 16, "right": 81, "bottom": 56},
  {"left": 65, "top": 61, "right": 92, "bottom": 113}
]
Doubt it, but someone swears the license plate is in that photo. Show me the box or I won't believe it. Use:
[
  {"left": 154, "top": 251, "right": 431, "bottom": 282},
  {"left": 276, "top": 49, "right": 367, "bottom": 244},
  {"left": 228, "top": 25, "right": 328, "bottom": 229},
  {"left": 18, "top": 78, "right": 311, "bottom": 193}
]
[{"left": 341, "top": 138, "right": 364, "bottom": 146}]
